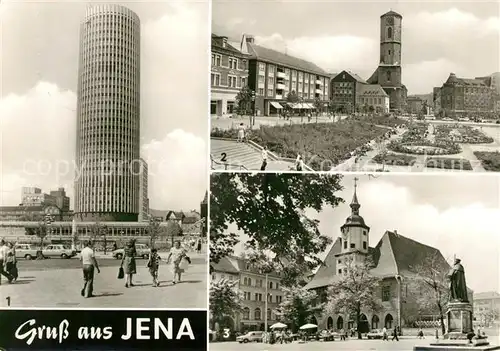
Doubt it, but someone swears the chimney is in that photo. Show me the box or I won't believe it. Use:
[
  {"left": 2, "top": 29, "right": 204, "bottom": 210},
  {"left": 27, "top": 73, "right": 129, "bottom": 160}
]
[
  {"left": 393, "top": 230, "right": 398, "bottom": 235},
  {"left": 221, "top": 36, "right": 227, "bottom": 48}
]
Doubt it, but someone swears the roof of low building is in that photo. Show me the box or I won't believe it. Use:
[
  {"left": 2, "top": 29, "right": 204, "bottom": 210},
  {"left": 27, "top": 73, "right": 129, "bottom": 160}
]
[
  {"left": 381, "top": 10, "right": 402, "bottom": 18},
  {"left": 445, "top": 73, "right": 489, "bottom": 87},
  {"left": 246, "top": 42, "right": 328, "bottom": 76},
  {"left": 211, "top": 33, "right": 243, "bottom": 55},
  {"left": 210, "top": 256, "right": 240, "bottom": 274},
  {"left": 358, "top": 84, "right": 388, "bottom": 97}
]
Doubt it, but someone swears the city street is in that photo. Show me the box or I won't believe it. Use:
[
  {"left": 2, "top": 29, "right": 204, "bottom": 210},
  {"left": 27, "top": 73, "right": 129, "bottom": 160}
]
[
  {"left": 211, "top": 336, "right": 500, "bottom": 351},
  {"left": 0, "top": 253, "right": 207, "bottom": 308}
]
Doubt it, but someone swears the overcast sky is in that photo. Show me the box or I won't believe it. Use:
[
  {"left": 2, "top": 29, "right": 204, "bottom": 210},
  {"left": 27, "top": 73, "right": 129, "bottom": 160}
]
[
  {"left": 213, "top": 0, "right": 500, "bottom": 95},
  {"left": 226, "top": 174, "right": 500, "bottom": 294},
  {"left": 0, "top": 0, "right": 209, "bottom": 211}
]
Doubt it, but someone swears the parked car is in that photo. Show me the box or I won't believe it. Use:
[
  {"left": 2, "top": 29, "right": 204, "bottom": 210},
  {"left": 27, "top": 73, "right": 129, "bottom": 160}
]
[
  {"left": 14, "top": 244, "right": 39, "bottom": 260},
  {"left": 366, "top": 329, "right": 384, "bottom": 339},
  {"left": 112, "top": 243, "right": 150, "bottom": 259},
  {"left": 42, "top": 244, "right": 77, "bottom": 259},
  {"left": 236, "top": 331, "right": 263, "bottom": 343}
]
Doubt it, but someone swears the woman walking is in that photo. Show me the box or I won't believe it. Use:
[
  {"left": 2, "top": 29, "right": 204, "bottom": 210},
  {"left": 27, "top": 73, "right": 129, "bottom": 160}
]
[
  {"left": 5, "top": 242, "right": 18, "bottom": 282},
  {"left": 237, "top": 123, "right": 245, "bottom": 142},
  {"left": 167, "top": 241, "right": 187, "bottom": 284},
  {"left": 196, "top": 239, "right": 202, "bottom": 254},
  {"left": 121, "top": 239, "right": 137, "bottom": 288}
]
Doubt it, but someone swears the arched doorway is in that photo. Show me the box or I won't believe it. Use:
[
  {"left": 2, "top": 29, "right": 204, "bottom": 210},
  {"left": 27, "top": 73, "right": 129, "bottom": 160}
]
[
  {"left": 310, "top": 316, "right": 318, "bottom": 326},
  {"left": 385, "top": 314, "right": 394, "bottom": 329},
  {"left": 336, "top": 316, "right": 344, "bottom": 330},
  {"left": 358, "top": 314, "right": 369, "bottom": 333},
  {"left": 327, "top": 317, "right": 333, "bottom": 330},
  {"left": 220, "top": 316, "right": 235, "bottom": 331},
  {"left": 372, "top": 315, "right": 380, "bottom": 330}
]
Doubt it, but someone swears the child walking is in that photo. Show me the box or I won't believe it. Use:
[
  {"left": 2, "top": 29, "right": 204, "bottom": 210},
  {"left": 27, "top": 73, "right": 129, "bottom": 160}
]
[{"left": 147, "top": 248, "right": 162, "bottom": 287}]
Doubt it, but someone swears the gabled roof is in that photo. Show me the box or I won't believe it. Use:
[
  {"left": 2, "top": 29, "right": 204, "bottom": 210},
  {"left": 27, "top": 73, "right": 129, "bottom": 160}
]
[
  {"left": 367, "top": 68, "right": 379, "bottom": 84},
  {"left": 210, "top": 256, "right": 240, "bottom": 274},
  {"left": 332, "top": 70, "right": 367, "bottom": 84},
  {"left": 444, "top": 73, "right": 488, "bottom": 87},
  {"left": 381, "top": 10, "right": 402, "bottom": 18},
  {"left": 247, "top": 43, "right": 328, "bottom": 75},
  {"left": 305, "top": 231, "right": 449, "bottom": 290},
  {"left": 358, "top": 84, "right": 388, "bottom": 97},
  {"left": 211, "top": 33, "right": 243, "bottom": 55}
]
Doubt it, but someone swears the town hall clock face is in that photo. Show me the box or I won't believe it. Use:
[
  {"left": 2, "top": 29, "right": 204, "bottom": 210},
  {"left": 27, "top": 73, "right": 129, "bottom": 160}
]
[{"left": 386, "top": 16, "right": 394, "bottom": 25}]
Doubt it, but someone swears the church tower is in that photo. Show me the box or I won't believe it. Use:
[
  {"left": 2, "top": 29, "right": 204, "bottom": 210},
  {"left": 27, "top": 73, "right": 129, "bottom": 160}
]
[
  {"left": 368, "top": 10, "right": 407, "bottom": 111},
  {"left": 336, "top": 178, "right": 370, "bottom": 272}
]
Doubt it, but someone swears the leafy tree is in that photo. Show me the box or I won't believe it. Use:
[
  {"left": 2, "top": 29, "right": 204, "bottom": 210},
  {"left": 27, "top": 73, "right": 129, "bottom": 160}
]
[
  {"left": 35, "top": 222, "right": 49, "bottom": 250},
  {"left": 421, "top": 101, "right": 429, "bottom": 116},
  {"left": 325, "top": 256, "right": 382, "bottom": 339},
  {"left": 375, "top": 106, "right": 383, "bottom": 115},
  {"left": 235, "top": 86, "right": 253, "bottom": 116},
  {"left": 475, "top": 309, "right": 499, "bottom": 327},
  {"left": 286, "top": 90, "right": 299, "bottom": 103},
  {"left": 210, "top": 173, "right": 344, "bottom": 286},
  {"left": 89, "top": 221, "right": 109, "bottom": 253},
  {"left": 166, "top": 220, "right": 183, "bottom": 247},
  {"left": 408, "top": 252, "right": 450, "bottom": 335},
  {"left": 375, "top": 141, "right": 388, "bottom": 171},
  {"left": 274, "top": 285, "right": 323, "bottom": 332},
  {"left": 368, "top": 105, "right": 375, "bottom": 114},
  {"left": 209, "top": 279, "right": 243, "bottom": 333},
  {"left": 313, "top": 97, "right": 323, "bottom": 119},
  {"left": 147, "top": 218, "right": 163, "bottom": 248}
]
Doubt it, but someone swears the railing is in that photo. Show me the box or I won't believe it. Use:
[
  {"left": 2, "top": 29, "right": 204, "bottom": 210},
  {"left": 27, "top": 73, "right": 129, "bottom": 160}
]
[{"left": 210, "top": 154, "right": 248, "bottom": 170}]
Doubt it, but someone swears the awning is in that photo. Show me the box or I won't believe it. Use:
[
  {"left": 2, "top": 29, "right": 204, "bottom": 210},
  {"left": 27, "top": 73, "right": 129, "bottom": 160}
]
[
  {"left": 305, "top": 103, "right": 315, "bottom": 109},
  {"left": 270, "top": 101, "right": 283, "bottom": 109}
]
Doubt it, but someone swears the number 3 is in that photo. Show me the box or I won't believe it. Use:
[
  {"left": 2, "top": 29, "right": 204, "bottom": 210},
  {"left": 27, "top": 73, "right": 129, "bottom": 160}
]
[
  {"left": 220, "top": 153, "right": 227, "bottom": 162},
  {"left": 223, "top": 328, "right": 230, "bottom": 338}
]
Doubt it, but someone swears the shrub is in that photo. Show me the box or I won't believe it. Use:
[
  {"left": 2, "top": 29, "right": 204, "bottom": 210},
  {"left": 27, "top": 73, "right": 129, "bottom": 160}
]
[
  {"left": 372, "top": 153, "right": 417, "bottom": 166},
  {"left": 425, "top": 157, "right": 472, "bottom": 170},
  {"left": 474, "top": 151, "right": 500, "bottom": 171}
]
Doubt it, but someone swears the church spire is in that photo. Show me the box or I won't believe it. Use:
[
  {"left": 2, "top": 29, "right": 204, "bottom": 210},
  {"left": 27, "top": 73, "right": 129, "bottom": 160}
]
[{"left": 350, "top": 177, "right": 360, "bottom": 215}]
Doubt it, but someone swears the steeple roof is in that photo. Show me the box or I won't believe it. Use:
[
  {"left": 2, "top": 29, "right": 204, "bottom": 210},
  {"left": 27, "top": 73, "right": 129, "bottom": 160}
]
[
  {"left": 342, "top": 178, "right": 369, "bottom": 230},
  {"left": 381, "top": 10, "right": 402, "bottom": 18}
]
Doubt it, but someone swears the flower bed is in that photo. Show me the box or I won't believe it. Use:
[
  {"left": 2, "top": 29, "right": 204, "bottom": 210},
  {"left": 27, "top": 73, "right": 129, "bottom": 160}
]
[
  {"left": 372, "top": 153, "right": 416, "bottom": 166},
  {"left": 212, "top": 121, "right": 394, "bottom": 171},
  {"left": 434, "top": 125, "right": 494, "bottom": 144},
  {"left": 473, "top": 151, "right": 500, "bottom": 171},
  {"left": 388, "top": 140, "right": 461, "bottom": 155},
  {"left": 425, "top": 157, "right": 472, "bottom": 170}
]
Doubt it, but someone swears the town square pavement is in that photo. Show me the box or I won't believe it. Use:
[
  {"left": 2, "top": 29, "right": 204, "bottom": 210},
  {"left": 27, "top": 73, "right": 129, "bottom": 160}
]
[
  {"left": 211, "top": 335, "right": 500, "bottom": 351},
  {"left": 0, "top": 253, "right": 207, "bottom": 309}
]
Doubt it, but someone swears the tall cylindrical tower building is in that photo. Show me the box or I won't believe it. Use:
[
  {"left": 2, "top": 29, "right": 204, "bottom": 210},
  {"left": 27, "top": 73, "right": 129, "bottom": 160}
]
[{"left": 75, "top": 4, "right": 141, "bottom": 222}]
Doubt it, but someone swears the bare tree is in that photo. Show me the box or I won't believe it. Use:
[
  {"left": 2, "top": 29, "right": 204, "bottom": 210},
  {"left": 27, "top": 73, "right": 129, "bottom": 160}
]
[
  {"left": 89, "top": 221, "right": 109, "bottom": 253},
  {"left": 408, "top": 252, "right": 450, "bottom": 335},
  {"left": 325, "top": 256, "right": 382, "bottom": 339}
]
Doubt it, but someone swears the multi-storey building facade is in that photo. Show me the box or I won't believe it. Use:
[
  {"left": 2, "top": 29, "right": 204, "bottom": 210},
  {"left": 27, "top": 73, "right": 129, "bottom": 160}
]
[
  {"left": 0, "top": 205, "right": 65, "bottom": 222},
  {"left": 75, "top": 4, "right": 141, "bottom": 222},
  {"left": 240, "top": 35, "right": 330, "bottom": 116},
  {"left": 367, "top": 11, "right": 407, "bottom": 112},
  {"left": 211, "top": 34, "right": 249, "bottom": 116},
  {"left": 49, "top": 188, "right": 70, "bottom": 212},
  {"left": 473, "top": 292, "right": 500, "bottom": 326},
  {"left": 305, "top": 181, "right": 463, "bottom": 332},
  {"left": 438, "top": 73, "right": 494, "bottom": 117},
  {"left": 406, "top": 96, "right": 424, "bottom": 115},
  {"left": 210, "top": 256, "right": 285, "bottom": 332},
  {"left": 21, "top": 187, "right": 70, "bottom": 212},
  {"left": 138, "top": 158, "right": 149, "bottom": 222}
]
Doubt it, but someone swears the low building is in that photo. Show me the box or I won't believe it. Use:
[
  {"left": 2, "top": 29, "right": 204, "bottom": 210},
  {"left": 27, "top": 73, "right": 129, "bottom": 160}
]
[
  {"left": 240, "top": 34, "right": 330, "bottom": 116},
  {"left": 438, "top": 73, "right": 494, "bottom": 117},
  {"left": 21, "top": 186, "right": 70, "bottom": 210},
  {"left": 211, "top": 34, "right": 250, "bottom": 116},
  {"left": 473, "top": 291, "right": 500, "bottom": 326},
  {"left": 0, "top": 204, "right": 66, "bottom": 222},
  {"left": 305, "top": 183, "right": 471, "bottom": 331},
  {"left": 357, "top": 84, "right": 390, "bottom": 113},
  {"left": 210, "top": 256, "right": 284, "bottom": 332},
  {"left": 406, "top": 96, "right": 423, "bottom": 115}
]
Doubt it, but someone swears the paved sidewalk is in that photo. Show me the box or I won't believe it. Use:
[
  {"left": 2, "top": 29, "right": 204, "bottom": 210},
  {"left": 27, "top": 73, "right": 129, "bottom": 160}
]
[{"left": 0, "top": 261, "right": 207, "bottom": 309}]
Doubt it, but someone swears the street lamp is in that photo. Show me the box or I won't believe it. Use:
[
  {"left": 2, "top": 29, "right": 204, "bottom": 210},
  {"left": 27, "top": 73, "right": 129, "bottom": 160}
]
[
  {"left": 264, "top": 273, "right": 269, "bottom": 332},
  {"left": 395, "top": 275, "right": 403, "bottom": 335}
]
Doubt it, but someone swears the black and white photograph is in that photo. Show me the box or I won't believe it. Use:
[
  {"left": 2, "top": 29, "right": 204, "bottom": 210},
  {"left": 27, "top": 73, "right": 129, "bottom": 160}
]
[
  {"left": 209, "top": 172, "right": 500, "bottom": 350},
  {"left": 210, "top": 1, "right": 500, "bottom": 173},
  {"left": 0, "top": 0, "right": 208, "bottom": 309}
]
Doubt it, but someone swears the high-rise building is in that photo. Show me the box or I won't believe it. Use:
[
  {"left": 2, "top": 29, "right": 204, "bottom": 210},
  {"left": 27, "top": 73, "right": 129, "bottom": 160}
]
[
  {"left": 367, "top": 11, "right": 407, "bottom": 112},
  {"left": 49, "top": 187, "right": 70, "bottom": 212},
  {"left": 138, "top": 158, "right": 149, "bottom": 222},
  {"left": 75, "top": 4, "right": 141, "bottom": 222}
]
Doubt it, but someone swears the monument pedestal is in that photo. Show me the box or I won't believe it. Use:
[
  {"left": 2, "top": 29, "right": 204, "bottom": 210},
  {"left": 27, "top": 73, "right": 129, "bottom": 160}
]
[{"left": 413, "top": 302, "right": 499, "bottom": 351}]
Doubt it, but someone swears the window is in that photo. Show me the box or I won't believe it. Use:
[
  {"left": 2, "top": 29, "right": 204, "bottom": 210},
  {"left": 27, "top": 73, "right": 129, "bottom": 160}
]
[
  {"left": 338, "top": 259, "right": 342, "bottom": 264},
  {"left": 363, "top": 230, "right": 367, "bottom": 236},
  {"left": 229, "top": 57, "right": 238, "bottom": 69},
  {"left": 387, "top": 27, "right": 392, "bottom": 39},
  {"left": 338, "top": 269, "right": 342, "bottom": 274},
  {"left": 258, "top": 88, "right": 264, "bottom": 95},
  {"left": 269, "top": 282, "right": 273, "bottom": 289},
  {"left": 211, "top": 54, "right": 221, "bottom": 66},
  {"left": 211, "top": 273, "right": 216, "bottom": 280},
  {"left": 387, "top": 71, "right": 391, "bottom": 82},
  {"left": 276, "top": 282, "right": 279, "bottom": 290},
  {"left": 211, "top": 73, "right": 220, "bottom": 86},
  {"left": 268, "top": 77, "right": 274, "bottom": 85},
  {"left": 243, "top": 307, "right": 250, "bottom": 320},
  {"left": 363, "top": 241, "right": 367, "bottom": 250},
  {"left": 388, "top": 50, "right": 391, "bottom": 56},
  {"left": 228, "top": 75, "right": 237, "bottom": 88},
  {"left": 268, "top": 294, "right": 273, "bottom": 302},
  {"left": 254, "top": 308, "right": 261, "bottom": 320},
  {"left": 382, "top": 286, "right": 391, "bottom": 301},
  {"left": 267, "top": 89, "right": 273, "bottom": 97},
  {"left": 259, "top": 63, "right": 266, "bottom": 72},
  {"left": 344, "top": 241, "right": 347, "bottom": 249},
  {"left": 268, "top": 309, "right": 272, "bottom": 320},
  {"left": 268, "top": 65, "right": 274, "bottom": 74},
  {"left": 248, "top": 278, "right": 252, "bottom": 286},
  {"left": 276, "top": 295, "right": 282, "bottom": 303},
  {"left": 350, "top": 243, "right": 355, "bottom": 249},
  {"left": 241, "top": 77, "right": 247, "bottom": 87}
]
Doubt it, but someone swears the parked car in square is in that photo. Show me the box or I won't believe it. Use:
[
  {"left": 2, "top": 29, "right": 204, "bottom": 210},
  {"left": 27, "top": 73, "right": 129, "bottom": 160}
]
[
  {"left": 236, "top": 331, "right": 263, "bottom": 343},
  {"left": 42, "top": 244, "right": 77, "bottom": 259},
  {"left": 112, "top": 243, "right": 150, "bottom": 259},
  {"left": 366, "top": 329, "right": 384, "bottom": 339},
  {"left": 14, "top": 244, "right": 39, "bottom": 260}
]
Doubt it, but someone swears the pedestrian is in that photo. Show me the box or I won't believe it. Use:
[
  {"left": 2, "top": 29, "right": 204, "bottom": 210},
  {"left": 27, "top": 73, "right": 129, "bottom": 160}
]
[
  {"left": 418, "top": 328, "right": 424, "bottom": 339},
  {"left": 296, "top": 154, "right": 303, "bottom": 171},
  {"left": 0, "top": 239, "right": 13, "bottom": 285},
  {"left": 196, "top": 239, "right": 202, "bottom": 254},
  {"left": 121, "top": 239, "right": 137, "bottom": 288},
  {"left": 167, "top": 240, "right": 187, "bottom": 284},
  {"left": 147, "top": 248, "right": 161, "bottom": 287},
  {"left": 112, "top": 242, "right": 117, "bottom": 251},
  {"left": 392, "top": 326, "right": 399, "bottom": 341},
  {"left": 340, "top": 328, "right": 346, "bottom": 341},
  {"left": 237, "top": 123, "right": 245, "bottom": 142},
  {"left": 80, "top": 241, "right": 100, "bottom": 298},
  {"left": 260, "top": 146, "right": 268, "bottom": 171},
  {"left": 382, "top": 326, "right": 388, "bottom": 341},
  {"left": 5, "top": 242, "right": 18, "bottom": 282}
]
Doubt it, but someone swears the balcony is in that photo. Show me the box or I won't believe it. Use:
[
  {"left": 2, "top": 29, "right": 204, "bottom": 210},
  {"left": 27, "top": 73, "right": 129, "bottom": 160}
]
[
  {"left": 316, "top": 79, "right": 323, "bottom": 85},
  {"left": 277, "top": 71, "right": 286, "bottom": 79},
  {"left": 276, "top": 83, "right": 286, "bottom": 90}
]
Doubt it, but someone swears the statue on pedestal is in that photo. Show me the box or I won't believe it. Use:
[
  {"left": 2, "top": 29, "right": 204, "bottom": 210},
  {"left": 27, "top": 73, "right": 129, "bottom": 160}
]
[{"left": 447, "top": 258, "right": 468, "bottom": 303}]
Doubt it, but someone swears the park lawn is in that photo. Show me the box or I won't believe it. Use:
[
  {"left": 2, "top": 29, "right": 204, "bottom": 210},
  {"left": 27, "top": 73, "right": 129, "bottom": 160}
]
[
  {"left": 372, "top": 153, "right": 417, "bottom": 166},
  {"left": 474, "top": 151, "right": 500, "bottom": 171},
  {"left": 425, "top": 157, "right": 473, "bottom": 171}
]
